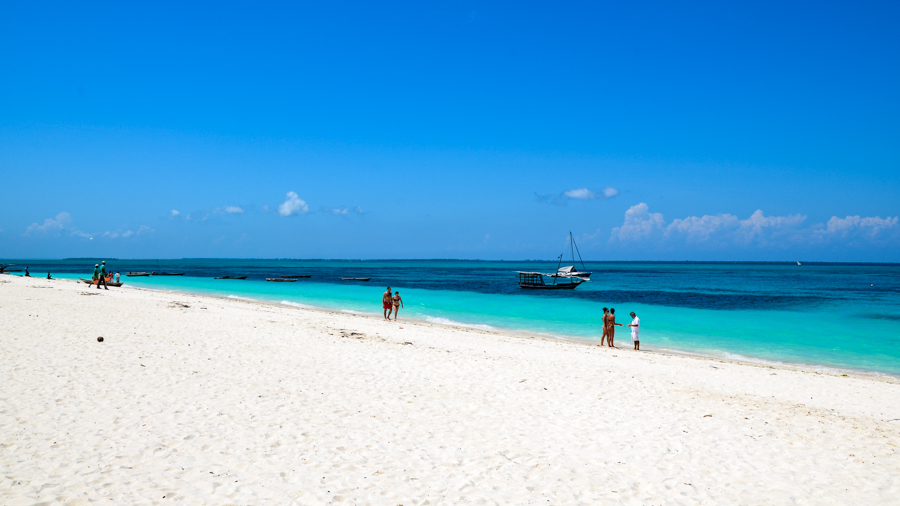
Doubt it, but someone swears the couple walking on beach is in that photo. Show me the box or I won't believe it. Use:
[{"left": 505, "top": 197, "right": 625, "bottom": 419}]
[
  {"left": 601, "top": 307, "right": 640, "bottom": 350},
  {"left": 382, "top": 286, "right": 404, "bottom": 321}
]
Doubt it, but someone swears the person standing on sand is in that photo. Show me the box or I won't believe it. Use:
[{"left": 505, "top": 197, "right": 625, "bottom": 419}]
[
  {"left": 601, "top": 307, "right": 610, "bottom": 346},
  {"left": 627, "top": 312, "right": 641, "bottom": 350},
  {"left": 92, "top": 264, "right": 100, "bottom": 284},
  {"left": 608, "top": 308, "right": 623, "bottom": 347},
  {"left": 97, "top": 261, "right": 109, "bottom": 290},
  {"left": 115, "top": 272, "right": 120, "bottom": 283},
  {"left": 392, "top": 291, "right": 404, "bottom": 321},
  {"left": 383, "top": 286, "right": 393, "bottom": 320}
]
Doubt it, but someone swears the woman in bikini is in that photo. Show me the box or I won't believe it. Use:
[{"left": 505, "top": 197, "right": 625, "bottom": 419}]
[
  {"left": 392, "top": 291, "right": 404, "bottom": 321},
  {"left": 601, "top": 307, "right": 610, "bottom": 346},
  {"left": 608, "top": 308, "right": 623, "bottom": 347}
]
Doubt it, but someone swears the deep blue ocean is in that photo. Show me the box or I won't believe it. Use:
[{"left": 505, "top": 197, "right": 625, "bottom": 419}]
[{"left": 5, "top": 259, "right": 899, "bottom": 376}]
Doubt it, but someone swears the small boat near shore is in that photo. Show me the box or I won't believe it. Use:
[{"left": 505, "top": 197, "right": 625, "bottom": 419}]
[
  {"left": 517, "top": 243, "right": 589, "bottom": 290},
  {"left": 341, "top": 277, "right": 371, "bottom": 281},
  {"left": 215, "top": 276, "right": 248, "bottom": 280},
  {"left": 280, "top": 275, "right": 312, "bottom": 278},
  {"left": 80, "top": 278, "right": 124, "bottom": 287},
  {"left": 517, "top": 271, "right": 583, "bottom": 289},
  {"left": 266, "top": 278, "right": 296, "bottom": 282},
  {"left": 126, "top": 272, "right": 151, "bottom": 276}
]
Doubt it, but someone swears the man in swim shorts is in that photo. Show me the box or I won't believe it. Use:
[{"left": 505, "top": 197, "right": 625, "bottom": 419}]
[{"left": 383, "top": 286, "right": 393, "bottom": 320}]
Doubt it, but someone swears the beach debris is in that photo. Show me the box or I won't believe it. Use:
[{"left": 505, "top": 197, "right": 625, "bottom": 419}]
[
  {"left": 519, "top": 379, "right": 527, "bottom": 383},
  {"left": 402, "top": 342, "right": 413, "bottom": 345},
  {"left": 97, "top": 337, "right": 104, "bottom": 342},
  {"left": 703, "top": 414, "right": 713, "bottom": 417},
  {"left": 170, "top": 301, "right": 191, "bottom": 309},
  {"left": 80, "top": 292, "right": 99, "bottom": 296}
]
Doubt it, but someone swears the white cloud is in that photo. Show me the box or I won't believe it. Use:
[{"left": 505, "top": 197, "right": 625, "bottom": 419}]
[
  {"left": 733, "top": 210, "right": 806, "bottom": 246},
  {"left": 563, "top": 188, "right": 595, "bottom": 200},
  {"left": 322, "top": 205, "right": 365, "bottom": 216},
  {"left": 609, "top": 204, "right": 899, "bottom": 250},
  {"left": 25, "top": 212, "right": 72, "bottom": 235},
  {"left": 665, "top": 214, "right": 740, "bottom": 242},
  {"left": 278, "top": 191, "right": 309, "bottom": 216},
  {"left": 540, "top": 186, "right": 619, "bottom": 205},
  {"left": 24, "top": 212, "right": 92, "bottom": 238},
  {"left": 224, "top": 206, "right": 244, "bottom": 214},
  {"left": 610, "top": 203, "right": 665, "bottom": 242},
  {"left": 819, "top": 215, "right": 898, "bottom": 238},
  {"left": 170, "top": 210, "right": 180, "bottom": 217},
  {"left": 99, "top": 225, "right": 151, "bottom": 239}
]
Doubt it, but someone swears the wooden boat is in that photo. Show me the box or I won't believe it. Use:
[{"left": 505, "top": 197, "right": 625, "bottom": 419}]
[
  {"left": 517, "top": 271, "right": 583, "bottom": 289},
  {"left": 266, "top": 278, "right": 296, "bottom": 282},
  {"left": 152, "top": 272, "right": 185, "bottom": 276},
  {"left": 80, "top": 278, "right": 124, "bottom": 287},
  {"left": 341, "top": 277, "right": 371, "bottom": 281},
  {"left": 126, "top": 272, "right": 151, "bottom": 276},
  {"left": 215, "top": 276, "right": 248, "bottom": 280},
  {"left": 280, "top": 275, "right": 312, "bottom": 278},
  {"left": 517, "top": 252, "right": 587, "bottom": 290}
]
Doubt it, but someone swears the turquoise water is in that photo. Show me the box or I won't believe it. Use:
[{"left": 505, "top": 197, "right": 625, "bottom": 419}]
[{"left": 8, "top": 259, "right": 900, "bottom": 376}]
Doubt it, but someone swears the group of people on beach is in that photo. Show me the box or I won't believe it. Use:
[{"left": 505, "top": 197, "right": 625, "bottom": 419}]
[
  {"left": 382, "top": 286, "right": 404, "bottom": 321},
  {"left": 601, "top": 307, "right": 641, "bottom": 350},
  {"left": 91, "top": 261, "right": 119, "bottom": 290}
]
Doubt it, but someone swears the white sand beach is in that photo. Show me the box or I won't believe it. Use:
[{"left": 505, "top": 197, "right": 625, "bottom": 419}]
[{"left": 1, "top": 274, "right": 899, "bottom": 505}]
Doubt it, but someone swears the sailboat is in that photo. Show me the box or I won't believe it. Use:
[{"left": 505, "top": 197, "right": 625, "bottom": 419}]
[
  {"left": 554, "top": 232, "right": 592, "bottom": 279},
  {"left": 516, "top": 232, "right": 591, "bottom": 290}
]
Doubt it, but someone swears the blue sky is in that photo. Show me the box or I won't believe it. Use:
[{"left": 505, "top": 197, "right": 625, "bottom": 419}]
[{"left": 1, "top": 1, "right": 898, "bottom": 261}]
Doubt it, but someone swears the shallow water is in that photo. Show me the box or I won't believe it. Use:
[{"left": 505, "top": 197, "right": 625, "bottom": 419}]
[{"left": 8, "top": 259, "right": 900, "bottom": 375}]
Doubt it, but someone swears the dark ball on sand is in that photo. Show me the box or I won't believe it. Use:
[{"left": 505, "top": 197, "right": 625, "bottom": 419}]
[{"left": 97, "top": 337, "right": 104, "bottom": 342}]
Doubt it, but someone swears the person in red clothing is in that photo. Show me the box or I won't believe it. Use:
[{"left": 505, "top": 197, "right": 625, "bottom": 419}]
[{"left": 382, "top": 286, "right": 393, "bottom": 320}]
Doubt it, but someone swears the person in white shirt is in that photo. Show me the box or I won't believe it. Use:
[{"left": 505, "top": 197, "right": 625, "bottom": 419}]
[{"left": 627, "top": 312, "right": 641, "bottom": 350}]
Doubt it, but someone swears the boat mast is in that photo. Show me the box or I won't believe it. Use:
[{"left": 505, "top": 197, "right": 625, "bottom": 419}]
[
  {"left": 554, "top": 254, "right": 563, "bottom": 285},
  {"left": 569, "top": 232, "right": 575, "bottom": 265},
  {"left": 571, "top": 233, "right": 587, "bottom": 271}
]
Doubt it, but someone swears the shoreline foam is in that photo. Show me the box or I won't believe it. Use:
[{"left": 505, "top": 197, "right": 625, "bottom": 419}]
[{"left": 102, "top": 276, "right": 900, "bottom": 382}]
